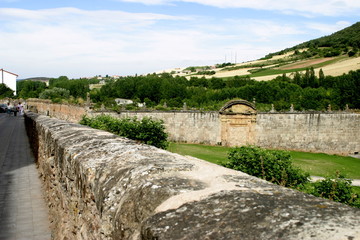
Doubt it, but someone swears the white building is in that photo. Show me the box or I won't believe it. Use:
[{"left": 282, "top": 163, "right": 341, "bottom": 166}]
[
  {"left": 115, "top": 98, "right": 134, "bottom": 105},
  {"left": 0, "top": 69, "right": 18, "bottom": 95}
]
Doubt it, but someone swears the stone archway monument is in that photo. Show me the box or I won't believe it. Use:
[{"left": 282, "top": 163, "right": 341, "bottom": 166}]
[{"left": 219, "top": 100, "right": 257, "bottom": 147}]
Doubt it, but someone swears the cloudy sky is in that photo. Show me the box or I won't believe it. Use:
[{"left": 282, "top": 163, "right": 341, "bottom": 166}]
[{"left": 0, "top": 0, "right": 359, "bottom": 79}]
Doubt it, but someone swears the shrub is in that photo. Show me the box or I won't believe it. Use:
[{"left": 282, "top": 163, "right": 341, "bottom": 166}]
[
  {"left": 80, "top": 115, "right": 168, "bottom": 149},
  {"left": 39, "top": 87, "right": 70, "bottom": 101},
  {"left": 222, "top": 146, "right": 309, "bottom": 188},
  {"left": 311, "top": 172, "right": 359, "bottom": 207}
]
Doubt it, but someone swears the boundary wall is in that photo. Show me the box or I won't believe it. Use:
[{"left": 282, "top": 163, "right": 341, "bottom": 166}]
[
  {"left": 255, "top": 112, "right": 360, "bottom": 155},
  {"left": 26, "top": 99, "right": 360, "bottom": 155},
  {"left": 24, "top": 112, "right": 360, "bottom": 239},
  {"left": 105, "top": 111, "right": 222, "bottom": 145}
]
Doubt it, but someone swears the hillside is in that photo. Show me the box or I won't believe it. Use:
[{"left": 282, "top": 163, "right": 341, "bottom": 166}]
[
  {"left": 18, "top": 77, "right": 50, "bottom": 82},
  {"left": 278, "top": 22, "right": 360, "bottom": 55},
  {"left": 169, "top": 21, "right": 360, "bottom": 81}
]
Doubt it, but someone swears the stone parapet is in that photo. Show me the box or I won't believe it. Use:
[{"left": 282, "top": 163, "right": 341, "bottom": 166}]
[
  {"left": 26, "top": 98, "right": 87, "bottom": 123},
  {"left": 25, "top": 112, "right": 360, "bottom": 240}
]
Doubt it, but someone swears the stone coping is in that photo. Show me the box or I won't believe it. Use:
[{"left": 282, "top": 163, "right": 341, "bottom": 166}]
[{"left": 25, "top": 112, "right": 360, "bottom": 240}]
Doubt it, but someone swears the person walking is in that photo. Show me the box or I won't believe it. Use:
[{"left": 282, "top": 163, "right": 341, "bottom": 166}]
[
  {"left": 13, "top": 103, "right": 18, "bottom": 116},
  {"left": 17, "top": 102, "right": 24, "bottom": 115},
  {"left": 6, "top": 102, "right": 12, "bottom": 116}
]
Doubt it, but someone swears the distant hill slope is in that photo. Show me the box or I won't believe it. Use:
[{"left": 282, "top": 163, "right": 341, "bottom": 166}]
[
  {"left": 18, "top": 77, "right": 51, "bottom": 82},
  {"left": 170, "top": 22, "right": 360, "bottom": 81},
  {"left": 267, "top": 21, "right": 360, "bottom": 58}
]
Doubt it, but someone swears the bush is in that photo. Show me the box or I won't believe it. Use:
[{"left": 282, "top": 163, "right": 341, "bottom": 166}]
[
  {"left": 311, "top": 172, "right": 359, "bottom": 207},
  {"left": 222, "top": 146, "right": 309, "bottom": 188},
  {"left": 39, "top": 87, "right": 70, "bottom": 101},
  {"left": 80, "top": 115, "right": 168, "bottom": 149}
]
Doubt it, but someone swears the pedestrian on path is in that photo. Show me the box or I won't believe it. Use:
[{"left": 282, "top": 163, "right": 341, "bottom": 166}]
[
  {"left": 13, "top": 102, "right": 18, "bottom": 116},
  {"left": 6, "top": 102, "right": 12, "bottom": 116},
  {"left": 17, "top": 102, "right": 24, "bottom": 115}
]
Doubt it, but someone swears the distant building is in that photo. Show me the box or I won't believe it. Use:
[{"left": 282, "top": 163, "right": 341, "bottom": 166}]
[
  {"left": 115, "top": 98, "right": 134, "bottom": 105},
  {"left": 0, "top": 69, "right": 18, "bottom": 95},
  {"left": 115, "top": 98, "right": 145, "bottom": 108},
  {"left": 89, "top": 83, "right": 105, "bottom": 90}
]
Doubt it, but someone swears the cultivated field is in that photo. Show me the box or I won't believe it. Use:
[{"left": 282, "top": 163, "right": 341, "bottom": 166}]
[{"left": 175, "top": 52, "right": 360, "bottom": 81}]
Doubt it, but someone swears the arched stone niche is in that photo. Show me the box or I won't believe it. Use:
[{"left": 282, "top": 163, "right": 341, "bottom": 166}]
[{"left": 219, "top": 100, "right": 257, "bottom": 146}]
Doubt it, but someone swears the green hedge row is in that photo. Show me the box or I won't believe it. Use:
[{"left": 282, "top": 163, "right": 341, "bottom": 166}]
[{"left": 80, "top": 115, "right": 168, "bottom": 149}]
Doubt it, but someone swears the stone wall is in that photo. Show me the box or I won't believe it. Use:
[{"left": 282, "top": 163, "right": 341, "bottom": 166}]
[
  {"left": 256, "top": 113, "right": 360, "bottom": 155},
  {"left": 105, "top": 111, "right": 221, "bottom": 145},
  {"left": 26, "top": 98, "right": 87, "bottom": 123},
  {"left": 26, "top": 99, "right": 360, "bottom": 155},
  {"left": 25, "top": 112, "right": 360, "bottom": 240}
]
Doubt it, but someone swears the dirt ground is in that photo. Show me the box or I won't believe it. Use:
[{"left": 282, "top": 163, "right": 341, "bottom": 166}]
[
  {"left": 320, "top": 57, "right": 360, "bottom": 76},
  {"left": 172, "top": 52, "right": 360, "bottom": 81},
  {"left": 279, "top": 58, "right": 335, "bottom": 70},
  {"left": 253, "top": 57, "right": 360, "bottom": 81}
]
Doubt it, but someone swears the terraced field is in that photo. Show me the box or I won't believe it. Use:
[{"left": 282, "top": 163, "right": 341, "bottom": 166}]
[{"left": 182, "top": 53, "right": 360, "bottom": 81}]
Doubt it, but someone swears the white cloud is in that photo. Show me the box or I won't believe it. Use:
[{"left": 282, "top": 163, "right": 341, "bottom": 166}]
[
  {"left": 305, "top": 21, "right": 352, "bottom": 35},
  {"left": 120, "top": 0, "right": 173, "bottom": 5},
  {"left": 0, "top": 7, "right": 196, "bottom": 77},
  {"left": 0, "top": 5, "right": 355, "bottom": 78},
  {"left": 117, "top": 0, "right": 360, "bottom": 16}
]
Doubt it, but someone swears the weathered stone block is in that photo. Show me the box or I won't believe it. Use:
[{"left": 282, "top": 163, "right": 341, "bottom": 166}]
[{"left": 25, "top": 112, "right": 360, "bottom": 240}]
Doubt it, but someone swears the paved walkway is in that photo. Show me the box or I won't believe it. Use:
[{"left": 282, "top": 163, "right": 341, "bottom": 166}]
[{"left": 0, "top": 113, "right": 51, "bottom": 240}]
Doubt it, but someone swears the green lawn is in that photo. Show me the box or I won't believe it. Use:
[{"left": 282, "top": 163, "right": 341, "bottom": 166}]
[
  {"left": 291, "top": 151, "right": 360, "bottom": 179},
  {"left": 168, "top": 142, "right": 229, "bottom": 165},
  {"left": 168, "top": 143, "right": 360, "bottom": 179}
]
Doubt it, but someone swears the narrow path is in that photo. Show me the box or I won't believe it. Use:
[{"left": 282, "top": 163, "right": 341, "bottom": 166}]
[{"left": 0, "top": 113, "right": 51, "bottom": 240}]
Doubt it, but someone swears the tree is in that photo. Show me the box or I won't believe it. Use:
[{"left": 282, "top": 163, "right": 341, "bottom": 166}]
[
  {"left": 209, "top": 77, "right": 225, "bottom": 89},
  {"left": 293, "top": 71, "right": 302, "bottom": 86},
  {"left": 318, "top": 69, "right": 325, "bottom": 86},
  {"left": 0, "top": 84, "right": 14, "bottom": 98},
  {"left": 189, "top": 77, "right": 209, "bottom": 88},
  {"left": 17, "top": 80, "right": 46, "bottom": 99},
  {"left": 39, "top": 87, "right": 70, "bottom": 102}
]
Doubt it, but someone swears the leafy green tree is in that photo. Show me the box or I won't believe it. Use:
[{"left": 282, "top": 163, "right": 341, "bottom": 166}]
[
  {"left": 137, "top": 76, "right": 162, "bottom": 103},
  {"left": 49, "top": 76, "right": 98, "bottom": 99},
  {"left": 226, "top": 76, "right": 253, "bottom": 88},
  {"left": 293, "top": 71, "right": 302, "bottom": 86},
  {"left": 0, "top": 84, "right": 14, "bottom": 98},
  {"left": 336, "top": 70, "right": 360, "bottom": 109},
  {"left": 39, "top": 87, "right": 70, "bottom": 102},
  {"left": 160, "top": 78, "right": 187, "bottom": 104},
  {"left": 318, "top": 69, "right": 325, "bottom": 86},
  {"left": 189, "top": 77, "right": 209, "bottom": 88},
  {"left": 17, "top": 80, "right": 46, "bottom": 99},
  {"left": 308, "top": 67, "right": 318, "bottom": 88},
  {"left": 209, "top": 77, "right": 225, "bottom": 89}
]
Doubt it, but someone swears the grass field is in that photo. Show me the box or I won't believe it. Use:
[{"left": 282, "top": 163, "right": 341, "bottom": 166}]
[{"left": 168, "top": 143, "right": 360, "bottom": 179}]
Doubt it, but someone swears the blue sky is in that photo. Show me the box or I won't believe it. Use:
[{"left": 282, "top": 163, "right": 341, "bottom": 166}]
[{"left": 0, "top": 0, "right": 359, "bottom": 79}]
